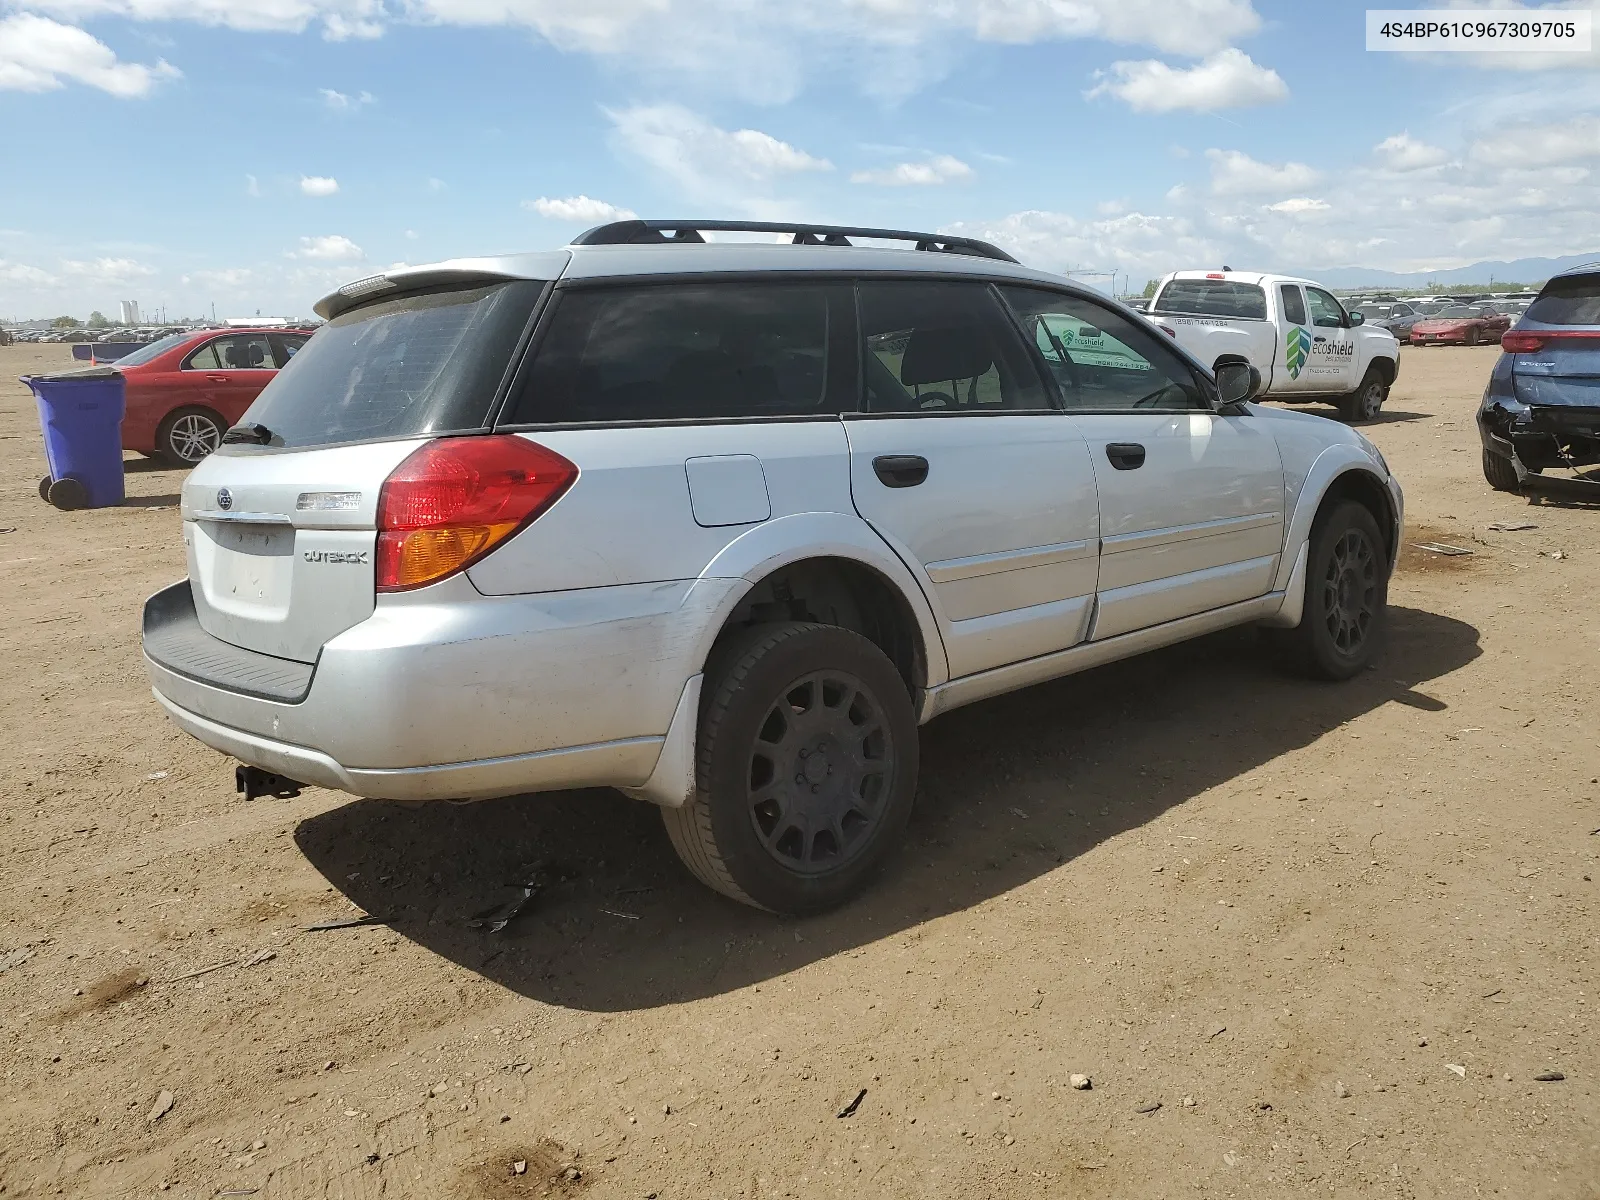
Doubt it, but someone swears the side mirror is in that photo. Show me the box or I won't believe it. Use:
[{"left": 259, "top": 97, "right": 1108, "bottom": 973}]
[
  {"left": 1216, "top": 361, "right": 1261, "bottom": 408},
  {"left": 1348, "top": 310, "right": 1365, "bottom": 326}
]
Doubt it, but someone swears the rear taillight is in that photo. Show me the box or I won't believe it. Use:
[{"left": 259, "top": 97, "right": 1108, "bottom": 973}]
[
  {"left": 376, "top": 436, "right": 577, "bottom": 592},
  {"left": 1501, "top": 329, "right": 1600, "bottom": 352},
  {"left": 1158, "top": 324, "right": 1177, "bottom": 338}
]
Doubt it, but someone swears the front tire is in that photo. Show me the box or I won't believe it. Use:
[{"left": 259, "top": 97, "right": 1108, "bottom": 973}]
[
  {"left": 662, "top": 622, "right": 919, "bottom": 914},
  {"left": 1464, "top": 327, "right": 1481, "bottom": 347},
  {"left": 155, "top": 407, "right": 225, "bottom": 468},
  {"left": 1482, "top": 447, "right": 1520, "bottom": 492},
  {"left": 1266, "top": 501, "right": 1388, "bottom": 681},
  {"left": 1337, "top": 366, "right": 1387, "bottom": 424}
]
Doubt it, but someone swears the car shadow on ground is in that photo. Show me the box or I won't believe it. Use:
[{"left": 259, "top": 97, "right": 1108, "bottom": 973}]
[
  {"left": 295, "top": 605, "right": 1480, "bottom": 1013},
  {"left": 121, "top": 493, "right": 182, "bottom": 508},
  {"left": 122, "top": 457, "right": 180, "bottom": 474}
]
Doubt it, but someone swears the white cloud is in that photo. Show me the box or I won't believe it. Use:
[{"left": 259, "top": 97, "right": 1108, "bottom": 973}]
[
  {"left": 944, "top": 208, "right": 1222, "bottom": 280},
  {"left": 1087, "top": 48, "right": 1285, "bottom": 113},
  {"left": 12, "top": 0, "right": 1262, "bottom": 99},
  {"left": 291, "top": 234, "right": 363, "bottom": 261},
  {"left": 59, "top": 256, "right": 156, "bottom": 283},
  {"left": 19, "top": 0, "right": 386, "bottom": 40},
  {"left": 1265, "top": 197, "right": 1329, "bottom": 214},
  {"left": 0, "top": 259, "right": 57, "bottom": 286},
  {"left": 186, "top": 267, "right": 253, "bottom": 287},
  {"left": 1372, "top": 132, "right": 1449, "bottom": 172},
  {"left": 851, "top": 154, "right": 974, "bottom": 186},
  {"left": 607, "top": 104, "right": 831, "bottom": 210},
  {"left": 1207, "top": 148, "right": 1320, "bottom": 195},
  {"left": 245, "top": 173, "right": 261, "bottom": 197},
  {"left": 319, "top": 86, "right": 373, "bottom": 109},
  {"left": 524, "top": 195, "right": 637, "bottom": 223},
  {"left": 1469, "top": 115, "right": 1600, "bottom": 168},
  {"left": 404, "top": 228, "right": 419, "bottom": 239},
  {"left": 300, "top": 175, "right": 339, "bottom": 196},
  {"left": 0, "top": 13, "right": 179, "bottom": 97},
  {"left": 427, "top": 177, "right": 447, "bottom": 192}
]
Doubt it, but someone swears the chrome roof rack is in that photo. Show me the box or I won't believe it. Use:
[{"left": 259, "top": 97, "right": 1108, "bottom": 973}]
[{"left": 571, "top": 220, "right": 1018, "bottom": 263}]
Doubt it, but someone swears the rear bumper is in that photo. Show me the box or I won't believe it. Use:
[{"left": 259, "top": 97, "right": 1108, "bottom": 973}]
[
  {"left": 144, "top": 574, "right": 742, "bottom": 800},
  {"left": 151, "top": 688, "right": 664, "bottom": 800}
]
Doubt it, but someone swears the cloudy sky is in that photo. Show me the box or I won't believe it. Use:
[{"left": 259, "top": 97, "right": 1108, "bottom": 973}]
[{"left": 2, "top": 0, "right": 1598, "bottom": 319}]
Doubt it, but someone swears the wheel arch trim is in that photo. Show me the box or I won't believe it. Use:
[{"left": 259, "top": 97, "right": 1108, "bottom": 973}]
[{"left": 1272, "top": 448, "right": 1401, "bottom": 599}]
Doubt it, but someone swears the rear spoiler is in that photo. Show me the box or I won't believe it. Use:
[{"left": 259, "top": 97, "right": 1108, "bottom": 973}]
[
  {"left": 313, "top": 252, "right": 571, "bottom": 320},
  {"left": 313, "top": 268, "right": 520, "bottom": 320}
]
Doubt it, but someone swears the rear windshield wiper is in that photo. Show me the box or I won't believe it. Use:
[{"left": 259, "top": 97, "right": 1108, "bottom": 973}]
[{"left": 221, "top": 422, "right": 274, "bottom": 445}]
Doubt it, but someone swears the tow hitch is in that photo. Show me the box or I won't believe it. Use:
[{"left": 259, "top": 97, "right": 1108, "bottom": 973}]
[{"left": 236, "top": 765, "right": 304, "bottom": 801}]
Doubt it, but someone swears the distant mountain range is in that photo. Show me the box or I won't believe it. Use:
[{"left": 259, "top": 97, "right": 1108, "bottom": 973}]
[{"left": 1281, "top": 252, "right": 1600, "bottom": 290}]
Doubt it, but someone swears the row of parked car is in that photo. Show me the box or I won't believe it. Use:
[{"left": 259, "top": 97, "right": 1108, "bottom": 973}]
[{"left": 7, "top": 326, "right": 192, "bottom": 344}]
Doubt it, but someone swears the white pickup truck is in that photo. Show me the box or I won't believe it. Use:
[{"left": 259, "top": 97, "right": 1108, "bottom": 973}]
[{"left": 1149, "top": 270, "right": 1401, "bottom": 423}]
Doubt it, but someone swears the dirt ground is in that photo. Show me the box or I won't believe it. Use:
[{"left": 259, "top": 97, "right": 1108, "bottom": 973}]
[{"left": 0, "top": 340, "right": 1595, "bottom": 1200}]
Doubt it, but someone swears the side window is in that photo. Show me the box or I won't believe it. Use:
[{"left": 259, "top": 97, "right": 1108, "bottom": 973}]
[
  {"left": 1305, "top": 287, "right": 1346, "bottom": 328},
  {"left": 857, "top": 281, "right": 1048, "bottom": 413},
  {"left": 999, "top": 286, "right": 1205, "bottom": 412},
  {"left": 227, "top": 335, "right": 275, "bottom": 368},
  {"left": 512, "top": 283, "right": 837, "bottom": 423},
  {"left": 183, "top": 340, "right": 223, "bottom": 370},
  {"left": 1392, "top": 303, "right": 1413, "bottom": 317},
  {"left": 271, "top": 334, "right": 309, "bottom": 367},
  {"left": 1279, "top": 285, "right": 1308, "bottom": 326}
]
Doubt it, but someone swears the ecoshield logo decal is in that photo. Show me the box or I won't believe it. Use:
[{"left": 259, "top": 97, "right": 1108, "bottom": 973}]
[{"left": 1285, "top": 325, "right": 1310, "bottom": 379}]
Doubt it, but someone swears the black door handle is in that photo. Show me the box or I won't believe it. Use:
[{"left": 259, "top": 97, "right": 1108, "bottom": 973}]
[
  {"left": 872, "top": 454, "right": 929, "bottom": 488},
  {"left": 1105, "top": 442, "right": 1145, "bottom": 471}
]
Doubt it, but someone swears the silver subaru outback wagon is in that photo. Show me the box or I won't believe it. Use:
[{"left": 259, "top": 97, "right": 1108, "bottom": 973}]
[{"left": 143, "top": 220, "right": 1402, "bottom": 914}]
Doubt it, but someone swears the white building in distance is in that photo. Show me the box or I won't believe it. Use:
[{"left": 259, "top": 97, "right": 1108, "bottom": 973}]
[{"left": 119, "top": 300, "right": 140, "bottom": 325}]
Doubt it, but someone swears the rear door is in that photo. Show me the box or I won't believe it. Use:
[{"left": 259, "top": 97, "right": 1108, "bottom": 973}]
[
  {"left": 1000, "top": 286, "right": 1285, "bottom": 640},
  {"left": 842, "top": 280, "right": 1100, "bottom": 679},
  {"left": 476, "top": 278, "right": 857, "bottom": 597},
  {"left": 181, "top": 279, "right": 548, "bottom": 662}
]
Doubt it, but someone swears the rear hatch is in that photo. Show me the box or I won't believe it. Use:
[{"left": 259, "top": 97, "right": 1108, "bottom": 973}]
[
  {"left": 1509, "top": 270, "right": 1600, "bottom": 409},
  {"left": 182, "top": 276, "right": 548, "bottom": 663}
]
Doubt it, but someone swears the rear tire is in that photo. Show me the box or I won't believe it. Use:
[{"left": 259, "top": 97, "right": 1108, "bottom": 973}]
[
  {"left": 1482, "top": 448, "right": 1520, "bottom": 492},
  {"left": 156, "top": 407, "right": 225, "bottom": 468},
  {"left": 1337, "top": 366, "right": 1387, "bottom": 424},
  {"left": 661, "top": 622, "right": 919, "bottom": 915},
  {"left": 1266, "top": 500, "right": 1388, "bottom": 681}
]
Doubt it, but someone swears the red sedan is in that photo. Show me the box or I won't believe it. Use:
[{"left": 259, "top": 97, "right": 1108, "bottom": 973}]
[
  {"left": 1408, "top": 303, "right": 1512, "bottom": 347},
  {"left": 114, "top": 327, "right": 311, "bottom": 466}
]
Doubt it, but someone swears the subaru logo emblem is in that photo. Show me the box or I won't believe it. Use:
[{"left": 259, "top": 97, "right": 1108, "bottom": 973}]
[{"left": 217, "top": 487, "right": 233, "bottom": 511}]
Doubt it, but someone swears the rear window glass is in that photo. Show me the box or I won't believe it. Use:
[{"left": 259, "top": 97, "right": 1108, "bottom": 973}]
[
  {"left": 1526, "top": 273, "right": 1600, "bottom": 326},
  {"left": 1153, "top": 278, "right": 1268, "bottom": 320},
  {"left": 114, "top": 331, "right": 190, "bottom": 367},
  {"left": 236, "top": 282, "right": 542, "bottom": 449},
  {"left": 509, "top": 283, "right": 835, "bottom": 423}
]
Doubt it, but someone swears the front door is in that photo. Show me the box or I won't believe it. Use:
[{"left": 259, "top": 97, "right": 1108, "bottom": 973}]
[
  {"left": 999, "top": 285, "right": 1286, "bottom": 640},
  {"left": 844, "top": 280, "right": 1101, "bottom": 679},
  {"left": 1303, "top": 286, "right": 1360, "bottom": 393}
]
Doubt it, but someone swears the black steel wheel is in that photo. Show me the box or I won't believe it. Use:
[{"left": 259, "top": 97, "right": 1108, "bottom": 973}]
[
  {"left": 662, "top": 622, "right": 918, "bottom": 914},
  {"left": 1337, "top": 366, "right": 1387, "bottom": 424},
  {"left": 1265, "top": 500, "right": 1389, "bottom": 680}
]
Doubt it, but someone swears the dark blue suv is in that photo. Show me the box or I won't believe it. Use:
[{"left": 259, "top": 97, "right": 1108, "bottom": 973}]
[{"left": 1478, "top": 266, "right": 1600, "bottom": 498}]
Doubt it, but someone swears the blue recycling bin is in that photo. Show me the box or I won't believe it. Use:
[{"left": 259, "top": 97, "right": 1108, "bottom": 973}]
[{"left": 23, "top": 366, "right": 126, "bottom": 510}]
